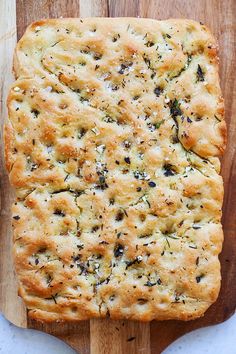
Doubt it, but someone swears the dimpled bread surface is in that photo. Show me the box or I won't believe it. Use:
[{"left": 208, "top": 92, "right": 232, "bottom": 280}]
[{"left": 5, "top": 18, "right": 226, "bottom": 322}]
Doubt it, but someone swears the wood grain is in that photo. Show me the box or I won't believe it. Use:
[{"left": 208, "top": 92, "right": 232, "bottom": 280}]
[
  {"left": 80, "top": 0, "right": 109, "bottom": 17},
  {"left": 108, "top": 0, "right": 140, "bottom": 17},
  {"left": 0, "top": 1, "right": 235, "bottom": 353},
  {"left": 16, "top": 0, "right": 81, "bottom": 39}
]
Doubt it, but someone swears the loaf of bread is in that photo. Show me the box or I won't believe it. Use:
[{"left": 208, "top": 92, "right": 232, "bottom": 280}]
[{"left": 5, "top": 18, "right": 226, "bottom": 321}]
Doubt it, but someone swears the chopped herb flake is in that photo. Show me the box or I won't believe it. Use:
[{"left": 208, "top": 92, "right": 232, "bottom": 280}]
[
  {"left": 196, "top": 275, "right": 204, "bottom": 283},
  {"left": 154, "top": 86, "right": 163, "bottom": 97},
  {"left": 169, "top": 99, "right": 182, "bottom": 117},
  {"left": 154, "top": 120, "right": 164, "bottom": 129},
  {"left": 163, "top": 164, "right": 176, "bottom": 177},
  {"left": 13, "top": 215, "right": 20, "bottom": 220},
  {"left": 114, "top": 244, "right": 124, "bottom": 257},
  {"left": 148, "top": 181, "right": 156, "bottom": 187},
  {"left": 124, "top": 157, "right": 131, "bottom": 164},
  {"left": 196, "top": 64, "right": 205, "bottom": 82}
]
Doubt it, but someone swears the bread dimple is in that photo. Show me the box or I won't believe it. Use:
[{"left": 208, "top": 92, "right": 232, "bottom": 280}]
[{"left": 6, "top": 18, "right": 226, "bottom": 322}]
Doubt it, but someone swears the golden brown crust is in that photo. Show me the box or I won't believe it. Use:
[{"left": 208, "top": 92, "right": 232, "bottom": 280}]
[
  {"left": 4, "top": 124, "right": 15, "bottom": 172},
  {"left": 6, "top": 18, "right": 226, "bottom": 322}
]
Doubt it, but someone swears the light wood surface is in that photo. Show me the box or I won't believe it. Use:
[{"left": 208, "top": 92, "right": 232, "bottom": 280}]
[{"left": 0, "top": 1, "right": 235, "bottom": 353}]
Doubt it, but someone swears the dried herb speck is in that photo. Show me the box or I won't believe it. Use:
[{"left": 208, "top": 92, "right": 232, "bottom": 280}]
[
  {"left": 115, "top": 210, "right": 124, "bottom": 221},
  {"left": 154, "top": 120, "right": 164, "bottom": 129},
  {"left": 154, "top": 86, "right": 163, "bottom": 97},
  {"left": 54, "top": 209, "right": 65, "bottom": 217},
  {"left": 118, "top": 62, "right": 133, "bottom": 74},
  {"left": 196, "top": 64, "right": 205, "bottom": 82},
  {"left": 169, "top": 99, "right": 182, "bottom": 117},
  {"left": 144, "top": 281, "right": 156, "bottom": 287},
  {"left": 196, "top": 275, "right": 203, "bottom": 283},
  {"left": 13, "top": 215, "right": 20, "bottom": 220},
  {"left": 124, "top": 157, "right": 131, "bottom": 164},
  {"left": 187, "top": 117, "right": 192, "bottom": 123},
  {"left": 114, "top": 244, "right": 124, "bottom": 257},
  {"left": 163, "top": 164, "right": 176, "bottom": 177},
  {"left": 148, "top": 181, "right": 156, "bottom": 188}
]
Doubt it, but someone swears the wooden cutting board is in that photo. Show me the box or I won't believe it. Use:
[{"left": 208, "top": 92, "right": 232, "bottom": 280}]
[{"left": 0, "top": 1, "right": 235, "bottom": 353}]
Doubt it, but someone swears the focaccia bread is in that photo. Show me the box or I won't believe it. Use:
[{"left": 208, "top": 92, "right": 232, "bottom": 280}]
[{"left": 5, "top": 18, "right": 226, "bottom": 322}]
